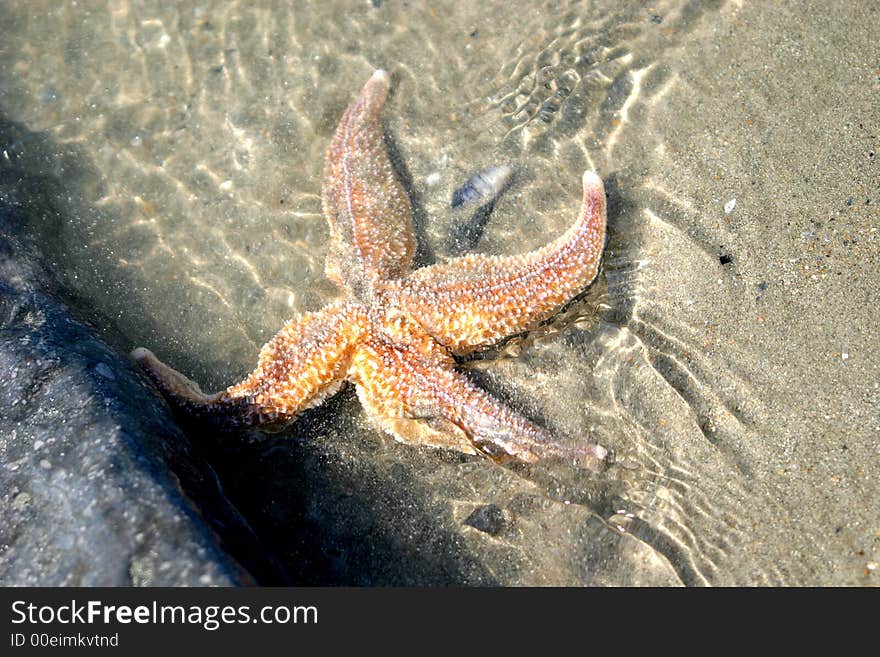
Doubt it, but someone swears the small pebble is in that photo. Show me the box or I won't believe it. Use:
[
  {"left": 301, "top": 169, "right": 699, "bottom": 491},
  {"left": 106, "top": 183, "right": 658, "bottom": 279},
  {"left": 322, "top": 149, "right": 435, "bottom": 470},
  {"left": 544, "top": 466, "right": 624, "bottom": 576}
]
[
  {"left": 464, "top": 504, "right": 507, "bottom": 536},
  {"left": 12, "top": 492, "right": 31, "bottom": 511},
  {"left": 724, "top": 198, "right": 737, "bottom": 214}
]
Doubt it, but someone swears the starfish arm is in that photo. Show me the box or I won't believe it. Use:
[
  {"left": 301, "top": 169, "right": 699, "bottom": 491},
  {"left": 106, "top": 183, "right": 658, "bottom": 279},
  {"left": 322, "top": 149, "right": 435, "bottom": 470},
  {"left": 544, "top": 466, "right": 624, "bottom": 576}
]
[
  {"left": 396, "top": 171, "right": 606, "bottom": 355},
  {"left": 322, "top": 69, "right": 416, "bottom": 291},
  {"left": 132, "top": 301, "right": 367, "bottom": 427},
  {"left": 349, "top": 337, "right": 606, "bottom": 469}
]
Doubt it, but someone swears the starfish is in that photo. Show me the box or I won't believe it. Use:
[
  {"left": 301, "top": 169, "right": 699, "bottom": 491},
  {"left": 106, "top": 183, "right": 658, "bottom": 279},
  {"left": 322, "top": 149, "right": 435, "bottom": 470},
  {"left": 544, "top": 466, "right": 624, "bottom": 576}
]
[{"left": 132, "top": 70, "right": 608, "bottom": 468}]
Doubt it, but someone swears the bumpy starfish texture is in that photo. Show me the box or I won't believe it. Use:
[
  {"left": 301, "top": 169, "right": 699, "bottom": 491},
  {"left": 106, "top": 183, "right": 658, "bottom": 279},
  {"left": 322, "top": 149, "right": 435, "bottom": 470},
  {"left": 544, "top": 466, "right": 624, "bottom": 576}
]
[{"left": 132, "top": 69, "right": 608, "bottom": 468}]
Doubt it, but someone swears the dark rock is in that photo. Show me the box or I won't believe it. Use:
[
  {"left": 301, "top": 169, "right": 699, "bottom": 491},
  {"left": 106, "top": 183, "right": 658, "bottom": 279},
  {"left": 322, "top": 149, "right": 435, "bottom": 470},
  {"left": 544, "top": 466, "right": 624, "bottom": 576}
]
[{"left": 0, "top": 224, "right": 269, "bottom": 585}]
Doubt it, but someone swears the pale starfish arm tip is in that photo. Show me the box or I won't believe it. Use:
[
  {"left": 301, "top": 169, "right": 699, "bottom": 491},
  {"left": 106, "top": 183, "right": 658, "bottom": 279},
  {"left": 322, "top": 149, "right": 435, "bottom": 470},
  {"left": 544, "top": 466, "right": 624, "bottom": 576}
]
[
  {"left": 371, "top": 69, "right": 391, "bottom": 85},
  {"left": 130, "top": 346, "right": 215, "bottom": 404},
  {"left": 130, "top": 346, "right": 150, "bottom": 361},
  {"left": 361, "top": 69, "right": 391, "bottom": 110},
  {"left": 582, "top": 169, "right": 603, "bottom": 191}
]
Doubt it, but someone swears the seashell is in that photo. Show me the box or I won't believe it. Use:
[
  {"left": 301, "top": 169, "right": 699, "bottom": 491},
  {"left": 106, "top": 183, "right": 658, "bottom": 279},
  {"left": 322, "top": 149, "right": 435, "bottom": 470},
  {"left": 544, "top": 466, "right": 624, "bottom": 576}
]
[{"left": 450, "top": 165, "right": 513, "bottom": 208}]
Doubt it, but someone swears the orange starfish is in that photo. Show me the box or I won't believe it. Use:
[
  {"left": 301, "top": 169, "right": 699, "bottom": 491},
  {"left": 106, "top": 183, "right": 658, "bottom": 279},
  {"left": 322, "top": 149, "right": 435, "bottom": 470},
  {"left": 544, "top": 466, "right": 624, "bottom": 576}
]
[{"left": 132, "top": 70, "right": 608, "bottom": 468}]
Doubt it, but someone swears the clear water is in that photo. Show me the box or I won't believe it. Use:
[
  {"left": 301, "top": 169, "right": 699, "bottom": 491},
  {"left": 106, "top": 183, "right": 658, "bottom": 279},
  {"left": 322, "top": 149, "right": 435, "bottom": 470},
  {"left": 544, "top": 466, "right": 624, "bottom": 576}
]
[{"left": 1, "top": 0, "right": 878, "bottom": 585}]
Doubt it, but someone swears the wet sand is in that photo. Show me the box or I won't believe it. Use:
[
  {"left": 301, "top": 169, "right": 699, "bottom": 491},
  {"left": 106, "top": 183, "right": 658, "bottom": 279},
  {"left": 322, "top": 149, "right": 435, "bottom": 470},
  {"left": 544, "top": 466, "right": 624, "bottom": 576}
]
[{"left": 0, "top": 1, "right": 877, "bottom": 584}]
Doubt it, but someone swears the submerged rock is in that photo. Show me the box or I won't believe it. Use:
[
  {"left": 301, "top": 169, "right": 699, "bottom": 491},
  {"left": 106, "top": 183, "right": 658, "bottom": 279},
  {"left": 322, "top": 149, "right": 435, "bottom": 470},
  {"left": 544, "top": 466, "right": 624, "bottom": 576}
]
[{"left": 0, "top": 222, "right": 271, "bottom": 585}]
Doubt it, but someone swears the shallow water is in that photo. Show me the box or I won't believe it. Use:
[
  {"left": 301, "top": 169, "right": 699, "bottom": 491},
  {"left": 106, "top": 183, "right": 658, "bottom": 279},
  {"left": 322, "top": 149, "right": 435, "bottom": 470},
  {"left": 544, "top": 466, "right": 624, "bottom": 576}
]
[{"left": 1, "top": 0, "right": 878, "bottom": 585}]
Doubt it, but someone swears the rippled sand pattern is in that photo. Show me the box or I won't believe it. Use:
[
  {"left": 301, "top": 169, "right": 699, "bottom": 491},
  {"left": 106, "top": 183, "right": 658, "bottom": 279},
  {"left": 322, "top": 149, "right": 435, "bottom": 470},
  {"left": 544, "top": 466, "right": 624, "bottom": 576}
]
[{"left": 2, "top": 1, "right": 877, "bottom": 585}]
